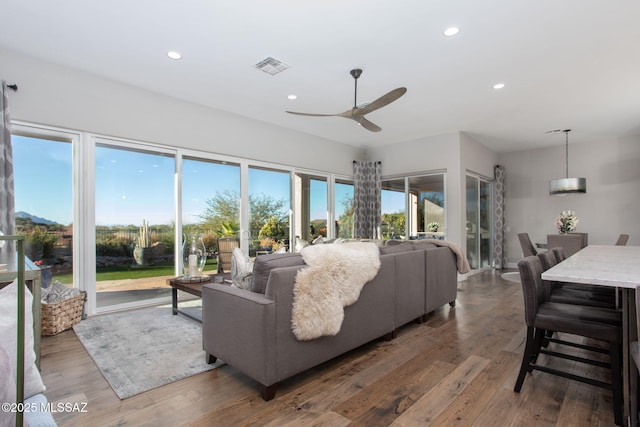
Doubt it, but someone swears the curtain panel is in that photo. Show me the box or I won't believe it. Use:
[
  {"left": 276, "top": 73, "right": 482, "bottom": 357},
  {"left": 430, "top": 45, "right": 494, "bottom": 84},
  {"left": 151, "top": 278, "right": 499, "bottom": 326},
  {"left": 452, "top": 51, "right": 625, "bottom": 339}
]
[
  {"left": 493, "top": 164, "right": 505, "bottom": 269},
  {"left": 0, "top": 81, "right": 15, "bottom": 253},
  {"left": 353, "top": 160, "right": 381, "bottom": 239}
]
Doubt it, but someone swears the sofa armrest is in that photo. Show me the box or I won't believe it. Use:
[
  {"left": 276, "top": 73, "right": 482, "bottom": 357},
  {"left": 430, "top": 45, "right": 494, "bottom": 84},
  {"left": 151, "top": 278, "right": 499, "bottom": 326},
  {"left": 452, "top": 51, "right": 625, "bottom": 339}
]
[
  {"left": 202, "top": 283, "right": 277, "bottom": 386},
  {"left": 424, "top": 246, "right": 458, "bottom": 312}
]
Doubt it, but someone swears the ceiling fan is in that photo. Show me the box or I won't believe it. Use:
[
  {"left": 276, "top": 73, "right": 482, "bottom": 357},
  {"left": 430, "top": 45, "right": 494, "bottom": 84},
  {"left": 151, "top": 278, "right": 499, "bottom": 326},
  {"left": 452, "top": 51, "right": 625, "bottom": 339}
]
[{"left": 286, "top": 69, "right": 407, "bottom": 132}]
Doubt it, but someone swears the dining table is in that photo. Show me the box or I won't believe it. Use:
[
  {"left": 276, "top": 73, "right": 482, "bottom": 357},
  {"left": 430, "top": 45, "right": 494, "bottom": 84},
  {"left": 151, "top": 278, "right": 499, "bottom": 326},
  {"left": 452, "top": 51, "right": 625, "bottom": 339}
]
[{"left": 542, "top": 244, "right": 640, "bottom": 426}]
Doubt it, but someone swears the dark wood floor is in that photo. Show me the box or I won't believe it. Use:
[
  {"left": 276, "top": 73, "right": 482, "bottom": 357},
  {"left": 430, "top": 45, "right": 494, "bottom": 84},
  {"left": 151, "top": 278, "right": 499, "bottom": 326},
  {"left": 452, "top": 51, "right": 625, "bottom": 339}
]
[{"left": 40, "top": 269, "right": 618, "bottom": 426}]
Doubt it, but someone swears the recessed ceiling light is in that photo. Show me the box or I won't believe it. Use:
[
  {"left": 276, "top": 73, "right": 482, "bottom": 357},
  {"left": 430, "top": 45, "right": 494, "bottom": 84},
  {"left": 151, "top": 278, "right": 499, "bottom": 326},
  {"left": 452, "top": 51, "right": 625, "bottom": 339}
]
[
  {"left": 443, "top": 26, "right": 460, "bottom": 37},
  {"left": 288, "top": 94, "right": 297, "bottom": 100},
  {"left": 167, "top": 51, "right": 182, "bottom": 60},
  {"left": 493, "top": 83, "right": 505, "bottom": 90}
]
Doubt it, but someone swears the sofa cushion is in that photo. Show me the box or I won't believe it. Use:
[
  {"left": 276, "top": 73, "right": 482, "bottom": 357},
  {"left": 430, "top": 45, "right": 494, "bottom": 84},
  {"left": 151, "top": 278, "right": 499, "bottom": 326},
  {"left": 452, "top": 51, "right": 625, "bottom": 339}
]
[
  {"left": 411, "top": 241, "right": 438, "bottom": 250},
  {"left": 379, "top": 242, "right": 415, "bottom": 254},
  {"left": 251, "top": 253, "right": 306, "bottom": 294}
]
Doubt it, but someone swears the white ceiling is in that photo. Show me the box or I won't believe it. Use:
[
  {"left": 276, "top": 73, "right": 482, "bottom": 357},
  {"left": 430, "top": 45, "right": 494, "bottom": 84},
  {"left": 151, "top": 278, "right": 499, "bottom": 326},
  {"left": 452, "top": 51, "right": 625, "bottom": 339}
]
[{"left": 2, "top": 0, "right": 640, "bottom": 152}]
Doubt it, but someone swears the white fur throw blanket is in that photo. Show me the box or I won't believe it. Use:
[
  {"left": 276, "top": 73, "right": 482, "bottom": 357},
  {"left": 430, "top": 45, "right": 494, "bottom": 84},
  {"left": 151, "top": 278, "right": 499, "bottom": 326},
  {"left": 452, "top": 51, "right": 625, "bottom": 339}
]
[{"left": 291, "top": 242, "right": 381, "bottom": 341}]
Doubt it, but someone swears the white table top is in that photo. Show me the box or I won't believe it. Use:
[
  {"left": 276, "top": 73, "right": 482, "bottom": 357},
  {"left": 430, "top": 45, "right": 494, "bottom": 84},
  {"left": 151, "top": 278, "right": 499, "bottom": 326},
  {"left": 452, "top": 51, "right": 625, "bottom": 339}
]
[{"left": 541, "top": 245, "right": 640, "bottom": 289}]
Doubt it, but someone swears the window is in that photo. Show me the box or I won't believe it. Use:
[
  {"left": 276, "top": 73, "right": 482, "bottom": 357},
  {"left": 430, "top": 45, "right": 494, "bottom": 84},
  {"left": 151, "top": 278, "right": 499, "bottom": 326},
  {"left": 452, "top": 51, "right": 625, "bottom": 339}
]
[
  {"left": 381, "top": 173, "right": 445, "bottom": 241},
  {"left": 334, "top": 179, "right": 354, "bottom": 239},
  {"left": 182, "top": 156, "right": 241, "bottom": 273},
  {"left": 294, "top": 172, "right": 328, "bottom": 243},
  {"left": 381, "top": 179, "right": 406, "bottom": 239},
  {"left": 407, "top": 174, "right": 445, "bottom": 239},
  {"left": 11, "top": 121, "right": 362, "bottom": 315},
  {"left": 248, "top": 166, "right": 291, "bottom": 254},
  {"left": 12, "top": 132, "right": 74, "bottom": 286}
]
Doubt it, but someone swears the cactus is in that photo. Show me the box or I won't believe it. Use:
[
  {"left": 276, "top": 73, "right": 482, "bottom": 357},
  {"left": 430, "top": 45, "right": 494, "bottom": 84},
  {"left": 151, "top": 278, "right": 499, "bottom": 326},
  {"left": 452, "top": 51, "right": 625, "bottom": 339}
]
[{"left": 137, "top": 220, "right": 151, "bottom": 248}]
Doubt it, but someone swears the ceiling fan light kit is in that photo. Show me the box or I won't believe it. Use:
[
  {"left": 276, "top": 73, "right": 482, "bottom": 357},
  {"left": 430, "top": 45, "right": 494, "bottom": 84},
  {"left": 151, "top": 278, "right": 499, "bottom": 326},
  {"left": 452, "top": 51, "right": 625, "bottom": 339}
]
[
  {"left": 286, "top": 68, "right": 407, "bottom": 132},
  {"left": 549, "top": 129, "right": 587, "bottom": 195}
]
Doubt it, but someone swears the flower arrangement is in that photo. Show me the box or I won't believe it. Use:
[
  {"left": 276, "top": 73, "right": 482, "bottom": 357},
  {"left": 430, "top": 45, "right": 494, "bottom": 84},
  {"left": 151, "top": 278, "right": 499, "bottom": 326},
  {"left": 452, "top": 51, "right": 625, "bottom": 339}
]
[
  {"left": 427, "top": 222, "right": 440, "bottom": 232},
  {"left": 555, "top": 211, "right": 579, "bottom": 233},
  {"left": 259, "top": 237, "right": 276, "bottom": 250}
]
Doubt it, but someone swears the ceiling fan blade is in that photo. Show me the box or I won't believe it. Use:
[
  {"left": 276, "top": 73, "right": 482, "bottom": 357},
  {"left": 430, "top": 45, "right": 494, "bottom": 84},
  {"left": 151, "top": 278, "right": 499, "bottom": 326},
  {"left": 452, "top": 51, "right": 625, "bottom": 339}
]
[
  {"left": 355, "top": 87, "right": 407, "bottom": 115},
  {"left": 285, "top": 111, "right": 340, "bottom": 117},
  {"left": 353, "top": 116, "right": 382, "bottom": 132}
]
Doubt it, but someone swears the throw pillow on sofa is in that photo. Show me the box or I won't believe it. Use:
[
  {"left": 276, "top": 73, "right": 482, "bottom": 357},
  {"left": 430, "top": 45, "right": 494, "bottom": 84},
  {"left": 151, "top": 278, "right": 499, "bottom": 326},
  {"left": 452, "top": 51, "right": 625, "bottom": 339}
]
[
  {"left": 250, "top": 252, "right": 306, "bottom": 294},
  {"left": 231, "top": 247, "right": 253, "bottom": 290}
]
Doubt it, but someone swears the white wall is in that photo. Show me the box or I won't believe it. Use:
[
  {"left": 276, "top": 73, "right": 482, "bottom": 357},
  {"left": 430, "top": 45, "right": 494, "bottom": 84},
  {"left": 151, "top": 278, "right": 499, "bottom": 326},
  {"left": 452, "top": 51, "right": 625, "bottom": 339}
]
[
  {"left": 0, "top": 47, "right": 364, "bottom": 175},
  {"left": 499, "top": 135, "right": 640, "bottom": 267}
]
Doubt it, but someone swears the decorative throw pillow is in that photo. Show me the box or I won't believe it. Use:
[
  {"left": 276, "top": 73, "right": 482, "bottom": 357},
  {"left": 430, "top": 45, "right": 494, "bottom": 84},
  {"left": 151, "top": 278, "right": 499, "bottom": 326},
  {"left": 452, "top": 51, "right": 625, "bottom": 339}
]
[
  {"left": 231, "top": 247, "right": 253, "bottom": 290},
  {"left": 295, "top": 239, "right": 309, "bottom": 252},
  {"left": 0, "top": 280, "right": 46, "bottom": 400},
  {"left": 41, "top": 280, "right": 81, "bottom": 304}
]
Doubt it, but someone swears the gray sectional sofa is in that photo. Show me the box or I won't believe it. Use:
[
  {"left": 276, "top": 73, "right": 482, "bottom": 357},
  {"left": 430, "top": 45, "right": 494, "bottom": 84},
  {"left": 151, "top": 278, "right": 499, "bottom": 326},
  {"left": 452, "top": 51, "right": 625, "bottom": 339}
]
[{"left": 201, "top": 240, "right": 459, "bottom": 400}]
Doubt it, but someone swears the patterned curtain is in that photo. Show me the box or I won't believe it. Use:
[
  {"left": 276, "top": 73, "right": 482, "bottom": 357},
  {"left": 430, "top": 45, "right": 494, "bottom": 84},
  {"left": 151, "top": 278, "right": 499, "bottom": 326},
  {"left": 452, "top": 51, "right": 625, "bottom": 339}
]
[
  {"left": 353, "top": 160, "right": 381, "bottom": 239},
  {"left": 493, "top": 164, "right": 505, "bottom": 269},
  {"left": 0, "top": 81, "right": 15, "bottom": 254}
]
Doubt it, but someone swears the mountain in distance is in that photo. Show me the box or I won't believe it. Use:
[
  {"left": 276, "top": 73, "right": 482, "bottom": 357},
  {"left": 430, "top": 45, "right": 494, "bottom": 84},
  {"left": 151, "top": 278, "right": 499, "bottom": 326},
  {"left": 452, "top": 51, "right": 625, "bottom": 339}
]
[{"left": 15, "top": 211, "right": 57, "bottom": 225}]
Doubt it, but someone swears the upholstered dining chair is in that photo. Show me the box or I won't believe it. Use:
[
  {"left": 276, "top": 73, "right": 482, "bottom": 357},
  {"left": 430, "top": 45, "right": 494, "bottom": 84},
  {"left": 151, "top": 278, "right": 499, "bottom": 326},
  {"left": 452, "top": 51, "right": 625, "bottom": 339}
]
[
  {"left": 551, "top": 247, "right": 617, "bottom": 298},
  {"left": 216, "top": 237, "right": 240, "bottom": 273},
  {"left": 615, "top": 234, "right": 630, "bottom": 246},
  {"left": 547, "top": 233, "right": 585, "bottom": 258},
  {"left": 515, "top": 256, "right": 623, "bottom": 425},
  {"left": 537, "top": 249, "right": 615, "bottom": 309},
  {"left": 517, "top": 233, "right": 538, "bottom": 258}
]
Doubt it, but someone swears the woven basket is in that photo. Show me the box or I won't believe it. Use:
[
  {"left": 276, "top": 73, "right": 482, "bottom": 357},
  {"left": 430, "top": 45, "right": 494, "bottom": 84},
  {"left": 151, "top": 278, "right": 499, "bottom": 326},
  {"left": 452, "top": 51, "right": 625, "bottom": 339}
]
[{"left": 41, "top": 291, "right": 86, "bottom": 336}]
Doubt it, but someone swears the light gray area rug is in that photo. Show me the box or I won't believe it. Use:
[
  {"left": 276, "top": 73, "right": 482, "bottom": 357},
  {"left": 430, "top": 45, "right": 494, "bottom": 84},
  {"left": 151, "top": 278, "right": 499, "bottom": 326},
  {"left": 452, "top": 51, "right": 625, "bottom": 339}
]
[
  {"left": 73, "top": 306, "right": 224, "bottom": 399},
  {"left": 501, "top": 272, "right": 521, "bottom": 284}
]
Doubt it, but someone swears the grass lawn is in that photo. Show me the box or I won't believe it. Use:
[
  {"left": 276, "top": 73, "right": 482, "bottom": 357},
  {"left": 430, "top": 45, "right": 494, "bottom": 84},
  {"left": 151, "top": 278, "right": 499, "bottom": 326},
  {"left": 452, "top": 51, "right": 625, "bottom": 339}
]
[{"left": 53, "top": 258, "right": 219, "bottom": 284}]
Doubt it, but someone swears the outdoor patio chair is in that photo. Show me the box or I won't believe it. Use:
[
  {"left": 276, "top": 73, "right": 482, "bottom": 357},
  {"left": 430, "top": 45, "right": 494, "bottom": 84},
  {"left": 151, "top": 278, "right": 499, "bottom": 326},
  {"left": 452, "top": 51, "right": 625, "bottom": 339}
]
[{"left": 217, "top": 237, "right": 240, "bottom": 273}]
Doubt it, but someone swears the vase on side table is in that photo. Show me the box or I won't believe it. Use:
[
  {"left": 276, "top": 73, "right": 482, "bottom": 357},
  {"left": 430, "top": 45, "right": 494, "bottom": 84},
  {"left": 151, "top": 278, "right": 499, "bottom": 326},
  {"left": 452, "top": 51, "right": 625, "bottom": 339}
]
[{"left": 182, "top": 233, "right": 207, "bottom": 279}]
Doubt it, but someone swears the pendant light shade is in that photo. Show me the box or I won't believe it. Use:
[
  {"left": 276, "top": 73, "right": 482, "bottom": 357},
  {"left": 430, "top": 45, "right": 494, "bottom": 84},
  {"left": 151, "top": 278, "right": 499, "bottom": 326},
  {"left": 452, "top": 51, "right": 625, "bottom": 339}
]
[{"left": 549, "top": 129, "right": 587, "bottom": 195}]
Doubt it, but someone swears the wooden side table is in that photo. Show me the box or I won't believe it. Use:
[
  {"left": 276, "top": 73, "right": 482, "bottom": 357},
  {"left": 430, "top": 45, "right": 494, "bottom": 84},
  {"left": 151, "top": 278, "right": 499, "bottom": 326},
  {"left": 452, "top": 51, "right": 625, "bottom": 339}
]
[{"left": 167, "top": 274, "right": 229, "bottom": 322}]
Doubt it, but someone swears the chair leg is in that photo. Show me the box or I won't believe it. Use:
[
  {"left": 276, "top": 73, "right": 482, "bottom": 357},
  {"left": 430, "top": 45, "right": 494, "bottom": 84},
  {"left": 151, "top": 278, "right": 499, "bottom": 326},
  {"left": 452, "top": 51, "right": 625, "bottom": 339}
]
[
  {"left": 529, "top": 328, "right": 547, "bottom": 366},
  {"left": 515, "top": 326, "right": 537, "bottom": 392},
  {"left": 609, "top": 342, "right": 623, "bottom": 426}
]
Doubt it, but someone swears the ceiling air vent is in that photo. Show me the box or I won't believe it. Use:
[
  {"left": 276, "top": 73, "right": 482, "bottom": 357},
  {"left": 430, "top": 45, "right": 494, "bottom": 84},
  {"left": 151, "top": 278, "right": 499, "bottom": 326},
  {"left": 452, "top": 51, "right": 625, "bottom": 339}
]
[{"left": 254, "top": 57, "right": 290, "bottom": 75}]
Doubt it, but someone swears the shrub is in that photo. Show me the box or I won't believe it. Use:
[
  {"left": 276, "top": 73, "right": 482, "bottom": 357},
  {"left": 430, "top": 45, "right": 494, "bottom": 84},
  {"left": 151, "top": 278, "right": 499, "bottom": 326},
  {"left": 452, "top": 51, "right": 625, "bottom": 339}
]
[{"left": 24, "top": 226, "right": 59, "bottom": 261}]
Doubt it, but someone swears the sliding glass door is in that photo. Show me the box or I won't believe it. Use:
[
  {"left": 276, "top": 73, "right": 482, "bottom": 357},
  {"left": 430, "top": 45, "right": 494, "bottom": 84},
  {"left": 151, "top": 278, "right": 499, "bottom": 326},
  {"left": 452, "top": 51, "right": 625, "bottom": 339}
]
[
  {"left": 94, "top": 142, "right": 176, "bottom": 308},
  {"left": 466, "top": 174, "right": 492, "bottom": 270}
]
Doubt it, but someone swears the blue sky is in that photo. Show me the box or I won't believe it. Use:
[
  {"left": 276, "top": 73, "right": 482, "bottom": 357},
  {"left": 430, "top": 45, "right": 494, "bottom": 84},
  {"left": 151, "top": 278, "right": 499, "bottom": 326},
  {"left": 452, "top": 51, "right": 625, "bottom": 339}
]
[
  {"left": 13, "top": 135, "right": 73, "bottom": 225},
  {"left": 12, "top": 136, "right": 357, "bottom": 227}
]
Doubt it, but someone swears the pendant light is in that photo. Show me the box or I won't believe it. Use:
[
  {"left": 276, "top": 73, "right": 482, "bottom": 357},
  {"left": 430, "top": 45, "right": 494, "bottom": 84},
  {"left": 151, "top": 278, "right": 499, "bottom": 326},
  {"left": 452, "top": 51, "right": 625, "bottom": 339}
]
[{"left": 549, "top": 129, "right": 587, "bottom": 195}]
